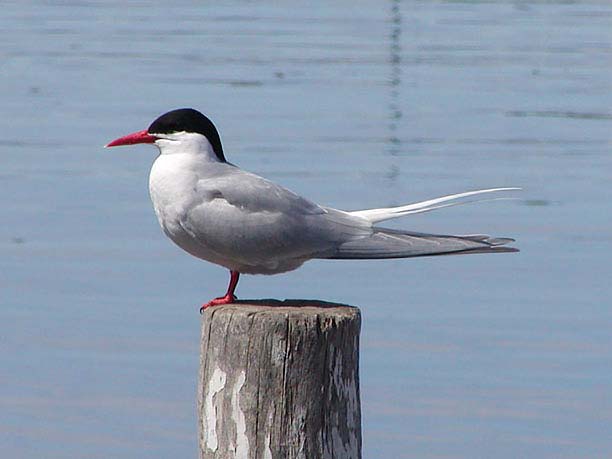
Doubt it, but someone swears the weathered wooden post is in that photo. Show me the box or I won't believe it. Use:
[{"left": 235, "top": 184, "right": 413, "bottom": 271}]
[{"left": 197, "top": 300, "right": 362, "bottom": 459}]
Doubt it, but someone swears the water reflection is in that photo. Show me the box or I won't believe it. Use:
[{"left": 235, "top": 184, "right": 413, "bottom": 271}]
[
  {"left": 507, "top": 110, "right": 612, "bottom": 120},
  {"left": 386, "top": 0, "right": 403, "bottom": 182}
]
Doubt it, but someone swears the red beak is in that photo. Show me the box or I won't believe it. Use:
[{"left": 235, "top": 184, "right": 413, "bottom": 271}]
[{"left": 105, "top": 129, "right": 157, "bottom": 148}]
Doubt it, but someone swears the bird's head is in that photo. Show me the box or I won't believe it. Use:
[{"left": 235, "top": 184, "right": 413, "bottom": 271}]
[{"left": 105, "top": 108, "right": 226, "bottom": 162}]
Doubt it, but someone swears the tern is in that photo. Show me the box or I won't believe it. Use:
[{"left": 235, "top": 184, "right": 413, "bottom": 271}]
[{"left": 106, "top": 108, "right": 518, "bottom": 311}]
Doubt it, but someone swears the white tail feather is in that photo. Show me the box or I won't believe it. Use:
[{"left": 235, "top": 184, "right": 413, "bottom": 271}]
[{"left": 349, "top": 187, "right": 521, "bottom": 224}]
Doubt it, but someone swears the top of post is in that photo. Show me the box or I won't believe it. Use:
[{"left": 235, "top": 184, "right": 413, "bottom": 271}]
[{"left": 200, "top": 299, "right": 360, "bottom": 320}]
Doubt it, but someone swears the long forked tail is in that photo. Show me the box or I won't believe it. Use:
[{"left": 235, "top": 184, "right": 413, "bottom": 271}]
[
  {"left": 349, "top": 187, "right": 520, "bottom": 224},
  {"left": 327, "top": 228, "right": 518, "bottom": 260}
]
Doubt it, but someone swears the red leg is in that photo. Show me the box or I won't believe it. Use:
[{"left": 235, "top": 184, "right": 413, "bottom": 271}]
[{"left": 200, "top": 271, "right": 240, "bottom": 313}]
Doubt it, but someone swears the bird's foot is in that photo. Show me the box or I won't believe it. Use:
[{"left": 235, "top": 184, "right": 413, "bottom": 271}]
[{"left": 199, "top": 294, "right": 237, "bottom": 314}]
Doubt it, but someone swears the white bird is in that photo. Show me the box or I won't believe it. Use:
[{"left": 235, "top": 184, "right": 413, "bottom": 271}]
[{"left": 106, "top": 108, "right": 518, "bottom": 312}]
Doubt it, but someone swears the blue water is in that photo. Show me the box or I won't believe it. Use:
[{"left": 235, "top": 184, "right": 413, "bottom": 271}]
[{"left": 2, "top": 1, "right": 612, "bottom": 458}]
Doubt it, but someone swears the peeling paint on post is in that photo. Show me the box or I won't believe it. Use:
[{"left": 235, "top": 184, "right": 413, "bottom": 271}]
[
  {"left": 203, "top": 367, "right": 227, "bottom": 452},
  {"left": 197, "top": 300, "right": 362, "bottom": 459},
  {"left": 231, "top": 371, "right": 249, "bottom": 459}
]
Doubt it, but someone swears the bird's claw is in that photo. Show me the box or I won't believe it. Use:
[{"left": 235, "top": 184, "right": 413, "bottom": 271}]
[{"left": 199, "top": 294, "right": 237, "bottom": 314}]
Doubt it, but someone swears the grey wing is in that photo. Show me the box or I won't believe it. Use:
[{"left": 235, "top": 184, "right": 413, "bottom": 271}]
[
  {"left": 205, "top": 168, "right": 326, "bottom": 216},
  {"left": 323, "top": 227, "right": 518, "bottom": 259},
  {"left": 179, "top": 169, "right": 343, "bottom": 265}
]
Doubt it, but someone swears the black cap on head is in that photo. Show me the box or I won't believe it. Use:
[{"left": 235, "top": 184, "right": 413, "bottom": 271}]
[{"left": 148, "top": 108, "right": 225, "bottom": 162}]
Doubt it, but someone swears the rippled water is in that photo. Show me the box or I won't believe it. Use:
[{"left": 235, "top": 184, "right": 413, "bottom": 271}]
[{"left": 2, "top": 1, "right": 611, "bottom": 458}]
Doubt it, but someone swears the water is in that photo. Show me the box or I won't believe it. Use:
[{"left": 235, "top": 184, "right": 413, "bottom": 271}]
[{"left": 2, "top": 1, "right": 611, "bottom": 458}]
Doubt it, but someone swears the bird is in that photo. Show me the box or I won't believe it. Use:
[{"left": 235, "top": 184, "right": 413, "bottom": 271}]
[{"left": 106, "top": 108, "right": 518, "bottom": 312}]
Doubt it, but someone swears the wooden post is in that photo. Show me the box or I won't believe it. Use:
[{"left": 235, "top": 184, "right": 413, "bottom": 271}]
[{"left": 197, "top": 300, "right": 362, "bottom": 459}]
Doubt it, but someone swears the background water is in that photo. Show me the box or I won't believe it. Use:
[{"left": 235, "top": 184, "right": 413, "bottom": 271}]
[{"left": 1, "top": 1, "right": 611, "bottom": 458}]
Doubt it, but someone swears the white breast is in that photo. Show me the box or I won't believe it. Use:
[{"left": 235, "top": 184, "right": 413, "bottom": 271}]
[{"left": 148, "top": 154, "right": 219, "bottom": 262}]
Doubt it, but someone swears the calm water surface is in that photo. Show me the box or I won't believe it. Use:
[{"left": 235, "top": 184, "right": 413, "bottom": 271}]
[{"left": 1, "top": 1, "right": 612, "bottom": 458}]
